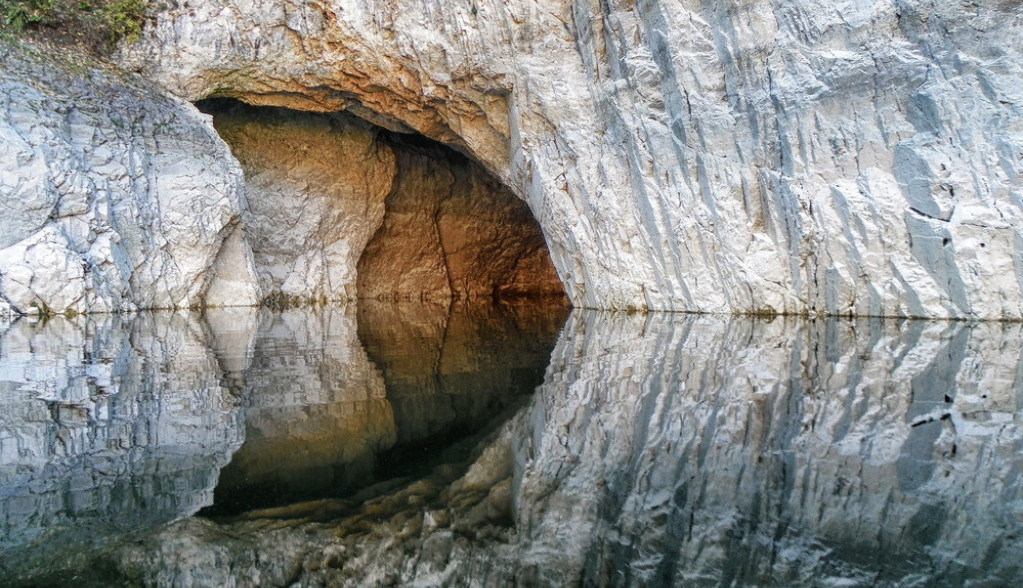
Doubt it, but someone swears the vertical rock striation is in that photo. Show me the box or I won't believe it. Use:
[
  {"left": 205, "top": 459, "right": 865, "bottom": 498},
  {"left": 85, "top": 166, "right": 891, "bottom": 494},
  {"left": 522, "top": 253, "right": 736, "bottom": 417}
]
[
  {"left": 509, "top": 312, "right": 1023, "bottom": 585},
  {"left": 120, "top": 0, "right": 1023, "bottom": 318}
]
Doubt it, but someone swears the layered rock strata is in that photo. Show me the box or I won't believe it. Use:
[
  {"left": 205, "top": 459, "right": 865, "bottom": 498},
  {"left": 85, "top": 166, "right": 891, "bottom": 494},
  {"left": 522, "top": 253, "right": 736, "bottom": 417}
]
[{"left": 120, "top": 0, "right": 1023, "bottom": 318}]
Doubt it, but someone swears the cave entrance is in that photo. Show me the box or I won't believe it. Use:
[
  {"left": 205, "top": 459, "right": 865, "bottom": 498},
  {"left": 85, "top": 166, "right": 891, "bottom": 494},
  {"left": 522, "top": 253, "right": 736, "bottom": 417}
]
[{"left": 196, "top": 99, "right": 565, "bottom": 307}]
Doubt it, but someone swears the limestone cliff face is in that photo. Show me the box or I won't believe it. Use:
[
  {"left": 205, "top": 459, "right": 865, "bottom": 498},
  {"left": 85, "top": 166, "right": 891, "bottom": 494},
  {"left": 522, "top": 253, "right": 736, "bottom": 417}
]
[
  {"left": 120, "top": 0, "right": 1023, "bottom": 318},
  {"left": 0, "top": 45, "right": 259, "bottom": 316}
]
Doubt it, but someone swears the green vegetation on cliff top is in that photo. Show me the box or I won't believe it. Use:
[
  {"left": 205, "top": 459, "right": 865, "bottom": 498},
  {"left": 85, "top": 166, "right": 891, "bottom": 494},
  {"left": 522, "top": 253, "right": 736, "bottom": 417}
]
[{"left": 0, "top": 0, "right": 146, "bottom": 53}]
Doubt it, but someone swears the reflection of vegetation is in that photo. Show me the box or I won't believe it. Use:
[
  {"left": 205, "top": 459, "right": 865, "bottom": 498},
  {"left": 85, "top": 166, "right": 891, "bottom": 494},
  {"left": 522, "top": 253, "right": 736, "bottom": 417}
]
[{"left": 0, "top": 0, "right": 146, "bottom": 52}]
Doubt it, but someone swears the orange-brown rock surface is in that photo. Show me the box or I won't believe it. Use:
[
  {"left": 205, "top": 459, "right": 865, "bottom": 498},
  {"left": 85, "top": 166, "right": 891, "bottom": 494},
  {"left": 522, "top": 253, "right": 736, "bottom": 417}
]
[
  {"left": 358, "top": 138, "right": 564, "bottom": 302},
  {"left": 203, "top": 100, "right": 563, "bottom": 305}
]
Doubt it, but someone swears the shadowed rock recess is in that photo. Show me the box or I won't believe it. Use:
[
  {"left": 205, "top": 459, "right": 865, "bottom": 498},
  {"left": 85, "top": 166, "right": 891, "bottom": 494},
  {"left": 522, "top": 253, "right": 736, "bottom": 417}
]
[{"left": 199, "top": 99, "right": 565, "bottom": 306}]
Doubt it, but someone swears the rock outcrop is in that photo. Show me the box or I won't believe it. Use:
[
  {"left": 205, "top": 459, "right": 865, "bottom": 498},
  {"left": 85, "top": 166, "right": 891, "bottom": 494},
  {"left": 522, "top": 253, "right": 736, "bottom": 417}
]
[
  {"left": 0, "top": 47, "right": 563, "bottom": 316},
  {"left": 119, "top": 0, "right": 1023, "bottom": 318},
  {"left": 0, "top": 44, "right": 259, "bottom": 316}
]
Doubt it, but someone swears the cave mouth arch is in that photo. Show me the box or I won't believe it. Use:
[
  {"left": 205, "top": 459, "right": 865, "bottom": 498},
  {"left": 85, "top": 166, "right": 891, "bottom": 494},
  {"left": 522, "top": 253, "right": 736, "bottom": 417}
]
[{"left": 195, "top": 99, "right": 566, "bottom": 308}]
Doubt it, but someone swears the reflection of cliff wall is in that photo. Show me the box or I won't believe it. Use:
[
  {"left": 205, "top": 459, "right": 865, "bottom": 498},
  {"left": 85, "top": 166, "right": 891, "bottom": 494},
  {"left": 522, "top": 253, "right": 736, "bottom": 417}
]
[
  {"left": 203, "top": 301, "right": 567, "bottom": 516},
  {"left": 106, "top": 312, "right": 1023, "bottom": 586},
  {"left": 513, "top": 312, "right": 1023, "bottom": 586},
  {"left": 206, "top": 308, "right": 395, "bottom": 514},
  {"left": 0, "top": 313, "right": 245, "bottom": 579}
]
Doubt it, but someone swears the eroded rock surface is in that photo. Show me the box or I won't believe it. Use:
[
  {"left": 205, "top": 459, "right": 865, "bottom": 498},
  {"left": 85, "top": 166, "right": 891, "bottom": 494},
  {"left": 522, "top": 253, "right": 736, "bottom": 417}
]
[
  {"left": 201, "top": 101, "right": 396, "bottom": 304},
  {"left": 0, "top": 44, "right": 258, "bottom": 316},
  {"left": 357, "top": 139, "right": 565, "bottom": 302},
  {"left": 121, "top": 0, "right": 1023, "bottom": 318}
]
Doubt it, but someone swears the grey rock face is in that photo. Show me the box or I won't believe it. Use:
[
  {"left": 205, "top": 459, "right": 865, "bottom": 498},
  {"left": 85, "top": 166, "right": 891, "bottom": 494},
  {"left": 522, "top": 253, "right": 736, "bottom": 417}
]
[
  {"left": 120, "top": 0, "right": 1023, "bottom": 318},
  {"left": 0, "top": 45, "right": 259, "bottom": 316}
]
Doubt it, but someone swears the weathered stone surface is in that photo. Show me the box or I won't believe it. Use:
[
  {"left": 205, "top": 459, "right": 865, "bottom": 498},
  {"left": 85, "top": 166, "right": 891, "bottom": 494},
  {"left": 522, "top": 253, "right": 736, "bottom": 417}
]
[
  {"left": 357, "top": 139, "right": 565, "bottom": 302},
  {"left": 202, "top": 101, "right": 396, "bottom": 304},
  {"left": 200, "top": 100, "right": 562, "bottom": 305},
  {"left": 120, "top": 0, "right": 1023, "bottom": 318},
  {"left": 0, "top": 44, "right": 259, "bottom": 316}
]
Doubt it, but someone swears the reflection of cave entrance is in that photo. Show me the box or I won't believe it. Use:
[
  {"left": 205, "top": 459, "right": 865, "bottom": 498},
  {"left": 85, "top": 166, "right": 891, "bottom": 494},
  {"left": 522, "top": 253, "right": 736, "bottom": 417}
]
[{"left": 196, "top": 99, "right": 565, "bottom": 306}]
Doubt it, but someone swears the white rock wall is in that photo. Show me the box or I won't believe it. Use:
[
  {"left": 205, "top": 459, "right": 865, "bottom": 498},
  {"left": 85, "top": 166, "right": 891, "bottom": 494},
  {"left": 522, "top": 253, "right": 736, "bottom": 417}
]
[
  {"left": 120, "top": 0, "right": 1023, "bottom": 318},
  {"left": 0, "top": 44, "right": 259, "bottom": 316}
]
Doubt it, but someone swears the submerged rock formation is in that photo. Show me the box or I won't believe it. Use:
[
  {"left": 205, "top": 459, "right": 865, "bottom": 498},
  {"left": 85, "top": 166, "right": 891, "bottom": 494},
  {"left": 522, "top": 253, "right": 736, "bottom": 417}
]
[{"left": 117, "top": 0, "right": 1023, "bottom": 318}]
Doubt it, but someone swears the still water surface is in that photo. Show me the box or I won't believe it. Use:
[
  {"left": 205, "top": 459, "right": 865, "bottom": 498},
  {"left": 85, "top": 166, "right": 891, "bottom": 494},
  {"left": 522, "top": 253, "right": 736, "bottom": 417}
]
[{"left": 0, "top": 304, "right": 1020, "bottom": 586}]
